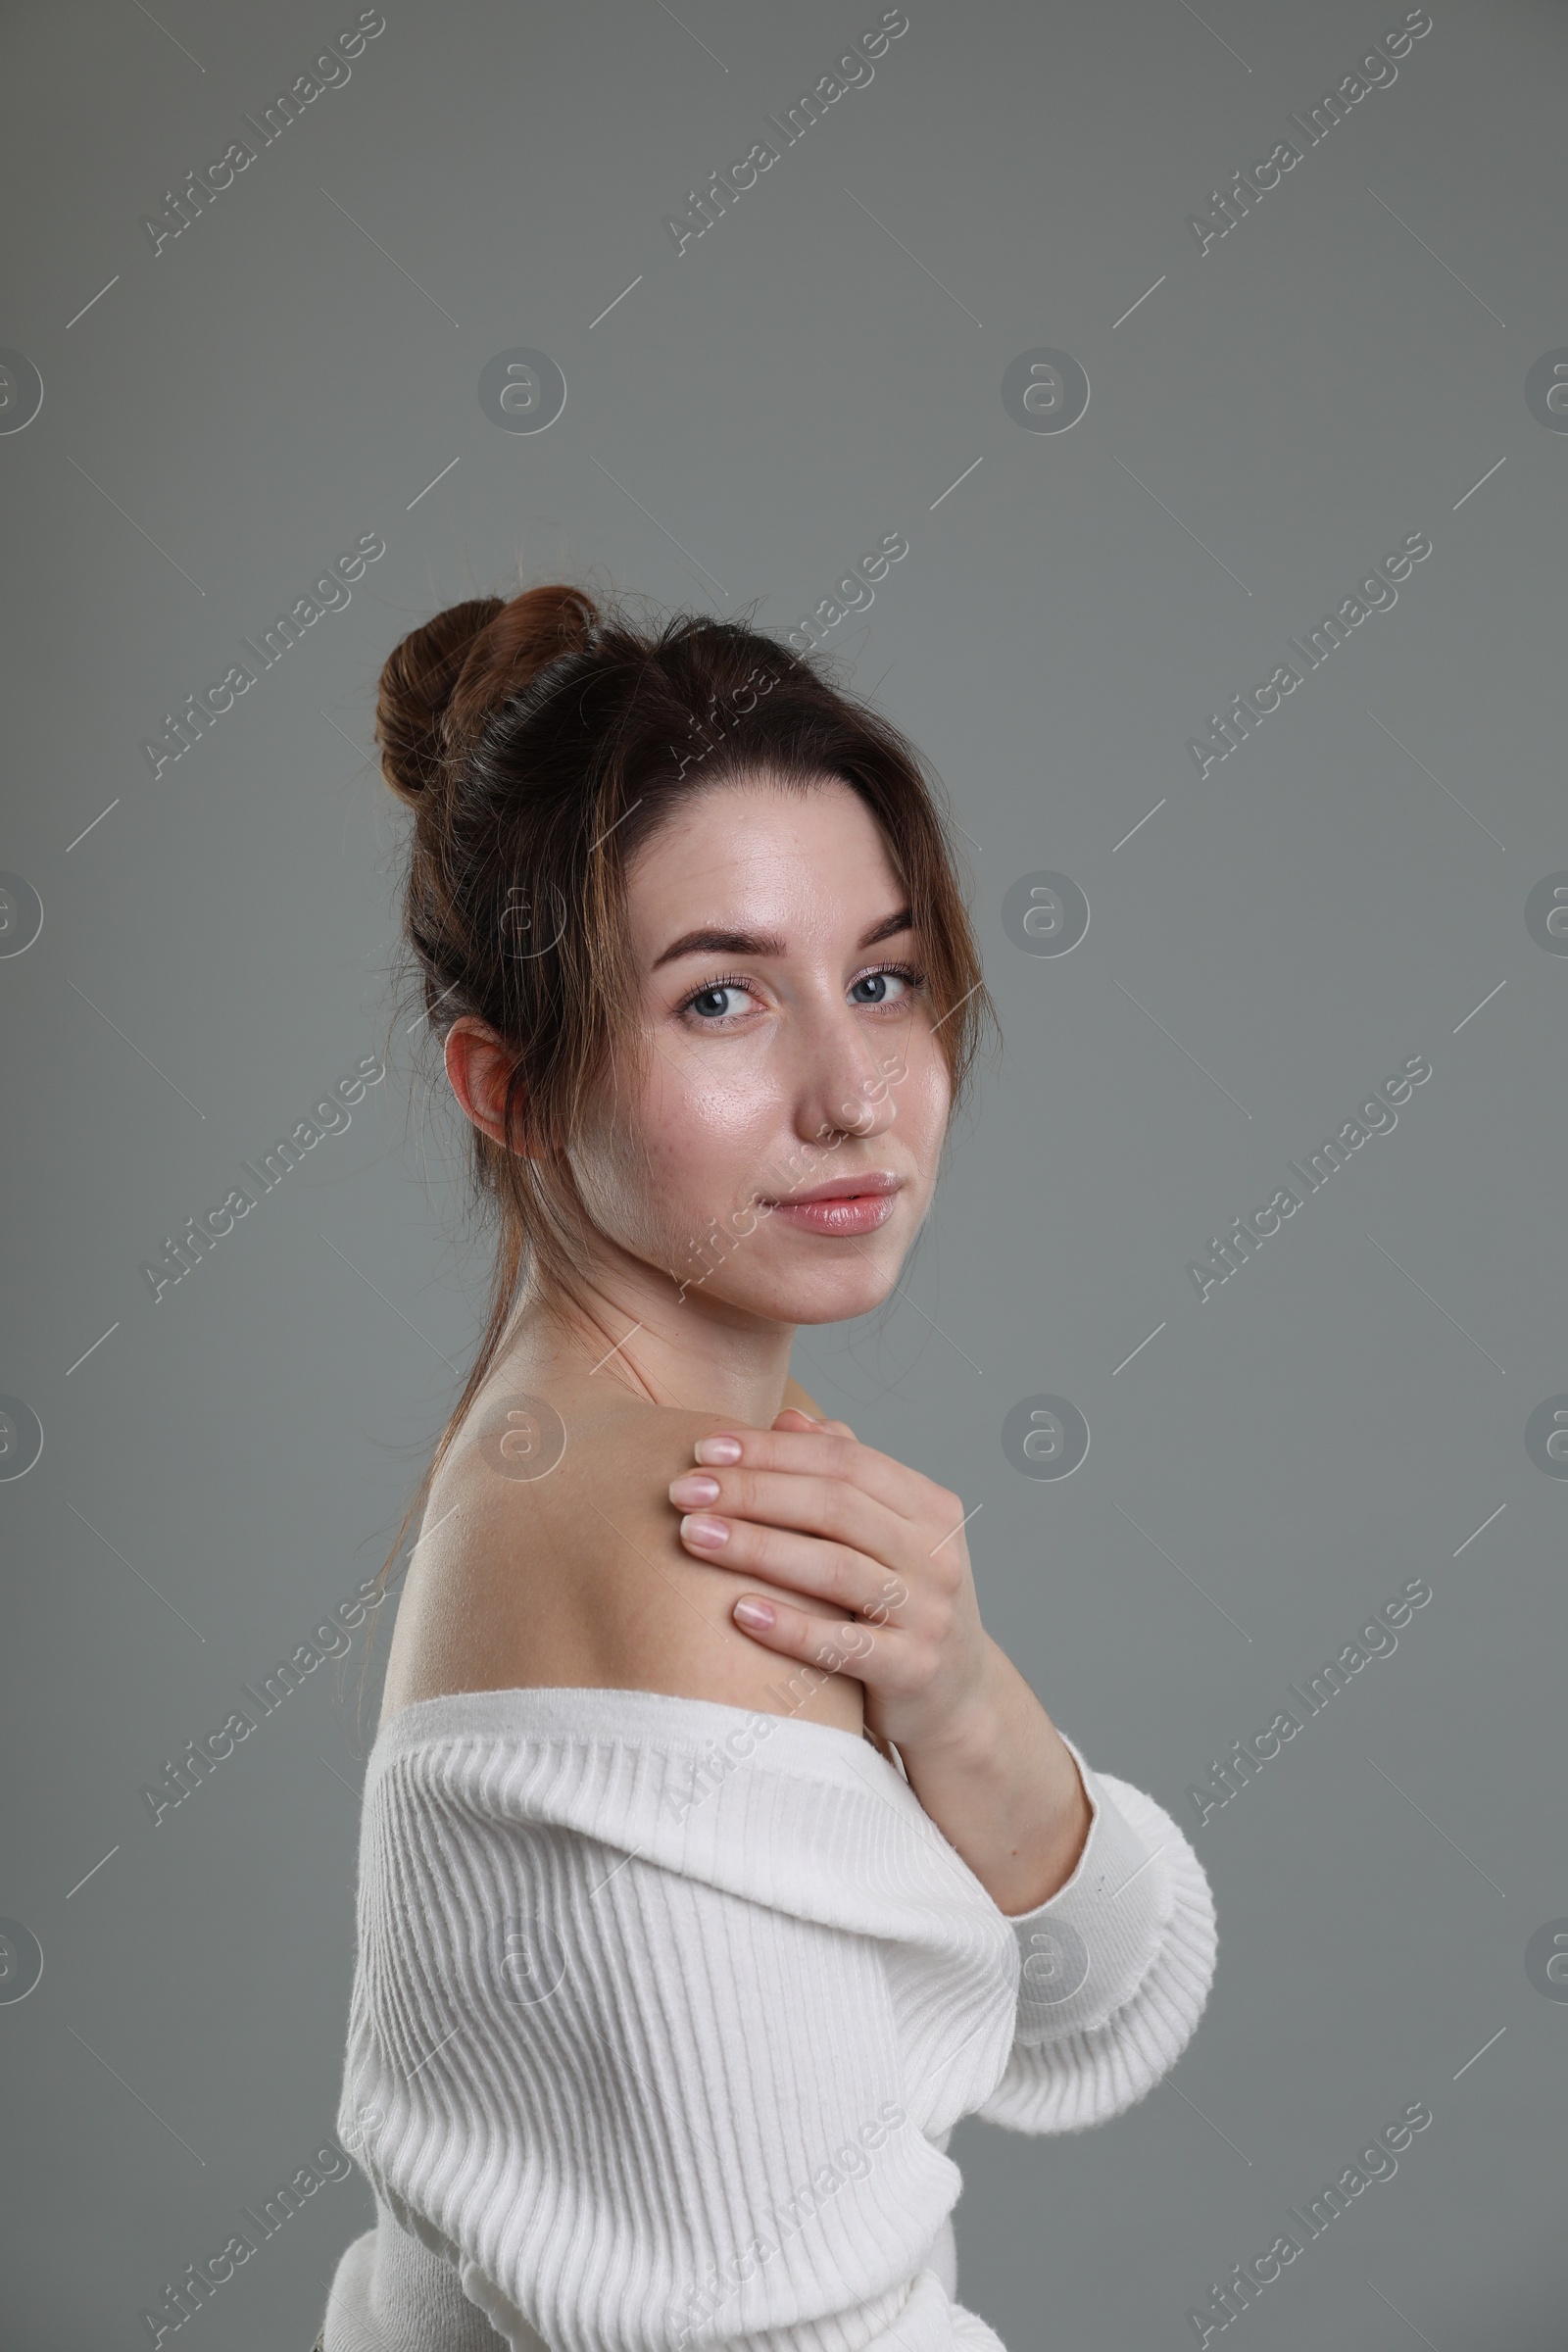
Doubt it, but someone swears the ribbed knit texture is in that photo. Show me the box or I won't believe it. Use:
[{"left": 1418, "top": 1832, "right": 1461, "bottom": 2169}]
[{"left": 321, "top": 1688, "right": 1216, "bottom": 2352}]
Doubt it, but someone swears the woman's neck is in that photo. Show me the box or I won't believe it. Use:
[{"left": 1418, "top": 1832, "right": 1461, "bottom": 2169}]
[{"left": 505, "top": 1269, "right": 798, "bottom": 1429}]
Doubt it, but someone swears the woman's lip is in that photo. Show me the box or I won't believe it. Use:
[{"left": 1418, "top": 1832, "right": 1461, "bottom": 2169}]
[
  {"left": 762, "top": 1171, "right": 903, "bottom": 1206},
  {"left": 768, "top": 1191, "right": 901, "bottom": 1235}
]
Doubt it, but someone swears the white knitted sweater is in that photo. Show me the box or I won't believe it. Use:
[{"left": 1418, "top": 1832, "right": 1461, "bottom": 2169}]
[{"left": 320, "top": 1686, "right": 1217, "bottom": 2352}]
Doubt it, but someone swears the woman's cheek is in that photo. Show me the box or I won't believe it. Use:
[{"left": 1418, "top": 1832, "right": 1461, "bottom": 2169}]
[
  {"left": 899, "top": 1033, "right": 952, "bottom": 1145},
  {"left": 654, "top": 1099, "right": 775, "bottom": 1237}
]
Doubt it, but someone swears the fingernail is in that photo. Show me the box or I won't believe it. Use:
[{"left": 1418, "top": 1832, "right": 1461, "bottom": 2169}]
[
  {"left": 669, "top": 1473, "right": 720, "bottom": 1504},
  {"left": 733, "top": 1597, "right": 773, "bottom": 1629},
  {"left": 694, "top": 1435, "right": 743, "bottom": 1465},
  {"left": 682, "top": 1514, "right": 729, "bottom": 1547}
]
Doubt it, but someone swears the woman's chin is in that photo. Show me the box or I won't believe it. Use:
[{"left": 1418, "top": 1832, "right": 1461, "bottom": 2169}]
[{"left": 718, "top": 1259, "right": 905, "bottom": 1329}]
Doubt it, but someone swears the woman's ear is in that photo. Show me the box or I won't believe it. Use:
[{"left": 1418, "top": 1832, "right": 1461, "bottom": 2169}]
[{"left": 444, "top": 1017, "right": 541, "bottom": 1154}]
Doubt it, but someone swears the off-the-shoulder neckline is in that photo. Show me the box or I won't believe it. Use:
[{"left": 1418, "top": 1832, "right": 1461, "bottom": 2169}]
[{"left": 370, "top": 1682, "right": 892, "bottom": 1769}]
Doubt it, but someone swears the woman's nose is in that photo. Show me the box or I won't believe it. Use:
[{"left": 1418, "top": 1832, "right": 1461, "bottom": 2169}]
[{"left": 793, "top": 1012, "right": 904, "bottom": 1145}]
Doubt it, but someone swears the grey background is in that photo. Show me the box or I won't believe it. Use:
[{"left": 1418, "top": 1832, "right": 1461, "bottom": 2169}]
[{"left": 1, "top": 0, "right": 1563, "bottom": 2344}]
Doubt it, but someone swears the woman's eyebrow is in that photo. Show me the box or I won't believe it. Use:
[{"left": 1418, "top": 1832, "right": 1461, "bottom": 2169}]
[{"left": 652, "top": 906, "right": 913, "bottom": 971}]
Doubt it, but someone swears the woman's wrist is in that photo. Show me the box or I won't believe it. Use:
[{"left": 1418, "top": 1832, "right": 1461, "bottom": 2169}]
[
  {"left": 892, "top": 1638, "right": 1094, "bottom": 1915},
  {"left": 893, "top": 1632, "right": 1012, "bottom": 1764}
]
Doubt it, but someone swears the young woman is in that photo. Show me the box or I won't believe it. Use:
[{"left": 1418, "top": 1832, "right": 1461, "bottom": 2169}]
[{"left": 318, "top": 582, "right": 1217, "bottom": 2352}]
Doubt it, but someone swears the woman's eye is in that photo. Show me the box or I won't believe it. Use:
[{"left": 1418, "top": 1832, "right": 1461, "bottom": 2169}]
[
  {"left": 685, "top": 981, "right": 752, "bottom": 1022},
  {"left": 849, "top": 966, "right": 916, "bottom": 1007}
]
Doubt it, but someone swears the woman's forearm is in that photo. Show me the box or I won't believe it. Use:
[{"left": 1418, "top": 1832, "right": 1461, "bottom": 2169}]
[{"left": 895, "top": 1635, "right": 1093, "bottom": 1916}]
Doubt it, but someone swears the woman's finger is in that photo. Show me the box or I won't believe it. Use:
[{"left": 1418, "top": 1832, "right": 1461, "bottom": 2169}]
[
  {"left": 729, "top": 1592, "right": 880, "bottom": 1679},
  {"left": 670, "top": 1459, "right": 903, "bottom": 1561},
  {"left": 676, "top": 1509, "right": 910, "bottom": 1623},
  {"left": 770, "top": 1408, "right": 858, "bottom": 1442},
  {"left": 698, "top": 1424, "right": 923, "bottom": 1517}
]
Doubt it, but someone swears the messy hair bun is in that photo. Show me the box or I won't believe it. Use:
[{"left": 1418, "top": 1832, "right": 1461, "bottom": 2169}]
[{"left": 373, "top": 584, "right": 599, "bottom": 806}]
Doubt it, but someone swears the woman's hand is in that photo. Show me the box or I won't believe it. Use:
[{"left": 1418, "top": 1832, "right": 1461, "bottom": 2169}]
[
  {"left": 666, "top": 1404, "right": 998, "bottom": 1763},
  {"left": 667, "top": 1403, "right": 1095, "bottom": 1913}
]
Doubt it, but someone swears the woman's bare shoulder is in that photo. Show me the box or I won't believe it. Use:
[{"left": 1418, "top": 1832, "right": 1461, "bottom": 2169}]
[{"left": 376, "top": 1389, "right": 864, "bottom": 1741}]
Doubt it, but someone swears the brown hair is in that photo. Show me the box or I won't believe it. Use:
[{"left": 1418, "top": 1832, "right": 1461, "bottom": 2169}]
[{"left": 355, "top": 577, "right": 998, "bottom": 1712}]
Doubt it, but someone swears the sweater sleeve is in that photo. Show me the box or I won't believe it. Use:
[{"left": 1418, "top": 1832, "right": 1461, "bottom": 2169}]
[
  {"left": 344, "top": 1752, "right": 1011, "bottom": 2352},
  {"left": 971, "top": 1736, "right": 1218, "bottom": 2135}
]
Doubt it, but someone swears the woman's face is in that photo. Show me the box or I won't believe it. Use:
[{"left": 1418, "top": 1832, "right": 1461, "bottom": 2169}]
[{"left": 567, "top": 773, "right": 954, "bottom": 1327}]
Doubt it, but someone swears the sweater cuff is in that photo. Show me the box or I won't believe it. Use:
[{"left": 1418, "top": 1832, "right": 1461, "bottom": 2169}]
[{"left": 1004, "top": 1732, "right": 1171, "bottom": 2046}]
